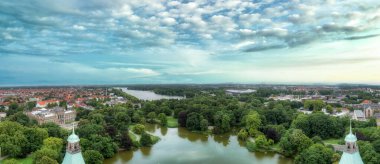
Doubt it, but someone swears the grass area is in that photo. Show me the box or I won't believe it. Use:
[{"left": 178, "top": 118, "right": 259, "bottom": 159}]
[
  {"left": 151, "top": 135, "right": 160, "bottom": 144},
  {"left": 270, "top": 143, "right": 281, "bottom": 151},
  {"left": 323, "top": 138, "right": 342, "bottom": 145},
  {"left": 0, "top": 157, "right": 33, "bottom": 164},
  {"left": 166, "top": 116, "right": 178, "bottom": 128},
  {"left": 129, "top": 131, "right": 138, "bottom": 142}
]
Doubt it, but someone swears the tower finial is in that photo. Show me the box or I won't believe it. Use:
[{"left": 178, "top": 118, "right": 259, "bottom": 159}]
[
  {"left": 349, "top": 119, "right": 352, "bottom": 134},
  {"left": 72, "top": 122, "right": 75, "bottom": 134}
]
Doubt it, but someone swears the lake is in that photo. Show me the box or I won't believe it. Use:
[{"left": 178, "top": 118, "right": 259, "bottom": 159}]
[
  {"left": 104, "top": 124, "right": 293, "bottom": 164},
  {"left": 120, "top": 88, "right": 184, "bottom": 101}
]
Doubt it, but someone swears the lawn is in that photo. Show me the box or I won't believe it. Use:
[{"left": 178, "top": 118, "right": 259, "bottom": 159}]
[
  {"left": 323, "top": 138, "right": 342, "bottom": 145},
  {"left": 166, "top": 116, "right": 178, "bottom": 128},
  {"left": 0, "top": 157, "right": 33, "bottom": 164},
  {"left": 151, "top": 135, "right": 160, "bottom": 144}
]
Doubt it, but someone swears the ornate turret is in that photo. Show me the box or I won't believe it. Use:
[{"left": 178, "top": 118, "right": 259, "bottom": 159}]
[
  {"left": 339, "top": 120, "right": 363, "bottom": 164},
  {"left": 62, "top": 124, "right": 85, "bottom": 164}
]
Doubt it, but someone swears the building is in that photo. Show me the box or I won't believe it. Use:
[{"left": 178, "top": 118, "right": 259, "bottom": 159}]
[
  {"left": 0, "top": 112, "right": 6, "bottom": 121},
  {"left": 339, "top": 122, "right": 364, "bottom": 164},
  {"left": 225, "top": 89, "right": 256, "bottom": 96},
  {"left": 62, "top": 125, "right": 85, "bottom": 164},
  {"left": 36, "top": 100, "right": 59, "bottom": 108},
  {"left": 27, "top": 107, "right": 76, "bottom": 125},
  {"left": 353, "top": 110, "right": 365, "bottom": 121},
  {"left": 364, "top": 106, "right": 374, "bottom": 118}
]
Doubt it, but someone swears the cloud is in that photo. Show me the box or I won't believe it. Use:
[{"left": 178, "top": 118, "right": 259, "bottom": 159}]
[{"left": 1, "top": 0, "right": 380, "bottom": 85}]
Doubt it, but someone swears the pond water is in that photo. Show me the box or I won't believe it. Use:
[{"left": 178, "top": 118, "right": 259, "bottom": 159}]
[
  {"left": 104, "top": 124, "right": 293, "bottom": 164},
  {"left": 120, "top": 88, "right": 184, "bottom": 101}
]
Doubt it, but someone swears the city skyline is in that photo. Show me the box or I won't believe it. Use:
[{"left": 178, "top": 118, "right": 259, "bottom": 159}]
[{"left": 1, "top": 0, "right": 380, "bottom": 86}]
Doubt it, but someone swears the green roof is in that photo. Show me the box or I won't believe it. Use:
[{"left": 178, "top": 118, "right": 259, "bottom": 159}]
[
  {"left": 62, "top": 152, "right": 85, "bottom": 164},
  {"left": 345, "top": 133, "right": 357, "bottom": 142},
  {"left": 67, "top": 133, "right": 80, "bottom": 143},
  {"left": 339, "top": 152, "right": 363, "bottom": 164}
]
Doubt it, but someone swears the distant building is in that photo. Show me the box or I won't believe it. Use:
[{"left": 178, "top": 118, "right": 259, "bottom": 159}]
[
  {"left": 27, "top": 107, "right": 76, "bottom": 125},
  {"left": 62, "top": 125, "right": 85, "bottom": 164},
  {"left": 353, "top": 110, "right": 365, "bottom": 121},
  {"left": 36, "top": 100, "right": 59, "bottom": 108},
  {"left": 0, "top": 112, "right": 6, "bottom": 120},
  {"left": 364, "top": 106, "right": 374, "bottom": 118},
  {"left": 225, "top": 89, "right": 256, "bottom": 96},
  {"left": 338, "top": 122, "right": 364, "bottom": 164}
]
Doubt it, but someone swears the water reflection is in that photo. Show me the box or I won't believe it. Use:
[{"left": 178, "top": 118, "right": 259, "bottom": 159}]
[
  {"left": 160, "top": 126, "right": 168, "bottom": 136},
  {"left": 104, "top": 124, "right": 293, "bottom": 164}
]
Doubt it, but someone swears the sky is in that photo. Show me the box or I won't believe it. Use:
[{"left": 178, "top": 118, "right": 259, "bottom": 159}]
[{"left": 1, "top": 0, "right": 380, "bottom": 86}]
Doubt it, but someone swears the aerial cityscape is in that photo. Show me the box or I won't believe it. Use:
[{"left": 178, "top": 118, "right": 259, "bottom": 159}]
[{"left": 1, "top": 0, "right": 380, "bottom": 164}]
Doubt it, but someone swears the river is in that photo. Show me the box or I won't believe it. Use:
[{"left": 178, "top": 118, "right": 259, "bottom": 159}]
[
  {"left": 120, "top": 88, "right": 184, "bottom": 101},
  {"left": 104, "top": 124, "right": 293, "bottom": 164}
]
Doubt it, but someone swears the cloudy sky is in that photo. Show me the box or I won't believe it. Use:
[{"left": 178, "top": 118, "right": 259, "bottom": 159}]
[{"left": 1, "top": 0, "right": 380, "bottom": 86}]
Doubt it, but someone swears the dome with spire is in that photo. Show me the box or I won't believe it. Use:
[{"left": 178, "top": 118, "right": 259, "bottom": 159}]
[
  {"left": 339, "top": 120, "right": 363, "bottom": 164},
  {"left": 62, "top": 123, "right": 85, "bottom": 164}
]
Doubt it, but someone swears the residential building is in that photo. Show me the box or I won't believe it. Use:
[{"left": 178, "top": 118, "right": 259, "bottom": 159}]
[
  {"left": 0, "top": 112, "right": 6, "bottom": 121},
  {"left": 353, "top": 110, "right": 365, "bottom": 121}
]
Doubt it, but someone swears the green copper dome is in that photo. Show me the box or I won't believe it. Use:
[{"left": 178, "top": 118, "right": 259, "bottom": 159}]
[
  {"left": 345, "top": 120, "right": 357, "bottom": 142},
  {"left": 67, "top": 125, "right": 80, "bottom": 143},
  {"left": 345, "top": 133, "right": 357, "bottom": 142},
  {"left": 67, "top": 133, "right": 80, "bottom": 143}
]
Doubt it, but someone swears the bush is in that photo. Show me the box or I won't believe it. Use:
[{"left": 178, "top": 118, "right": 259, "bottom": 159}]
[
  {"left": 132, "top": 124, "right": 145, "bottom": 135},
  {"left": 140, "top": 132, "right": 153, "bottom": 147},
  {"left": 84, "top": 150, "right": 104, "bottom": 164}
]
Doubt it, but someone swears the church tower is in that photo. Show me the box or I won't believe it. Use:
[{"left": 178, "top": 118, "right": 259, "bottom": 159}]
[
  {"left": 339, "top": 121, "right": 363, "bottom": 164},
  {"left": 62, "top": 125, "right": 85, "bottom": 164}
]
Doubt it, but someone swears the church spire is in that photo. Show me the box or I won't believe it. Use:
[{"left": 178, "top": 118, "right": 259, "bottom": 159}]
[
  {"left": 349, "top": 119, "right": 352, "bottom": 134},
  {"left": 338, "top": 119, "right": 363, "bottom": 164},
  {"left": 62, "top": 123, "right": 85, "bottom": 164}
]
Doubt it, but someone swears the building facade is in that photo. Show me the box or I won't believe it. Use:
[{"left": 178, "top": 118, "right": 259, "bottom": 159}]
[{"left": 27, "top": 107, "right": 76, "bottom": 125}]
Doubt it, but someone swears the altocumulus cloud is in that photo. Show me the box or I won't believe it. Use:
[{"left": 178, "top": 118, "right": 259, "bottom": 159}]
[{"left": 0, "top": 0, "right": 380, "bottom": 85}]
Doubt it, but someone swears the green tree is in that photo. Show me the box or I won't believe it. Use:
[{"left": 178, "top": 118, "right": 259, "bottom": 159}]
[
  {"left": 33, "top": 148, "right": 59, "bottom": 162},
  {"left": 279, "top": 129, "right": 313, "bottom": 157},
  {"left": 36, "top": 156, "right": 59, "bottom": 164},
  {"left": 158, "top": 113, "right": 167, "bottom": 126},
  {"left": 8, "top": 112, "right": 37, "bottom": 127},
  {"left": 200, "top": 119, "right": 208, "bottom": 131},
  {"left": 244, "top": 111, "right": 261, "bottom": 136},
  {"left": 140, "top": 132, "right": 153, "bottom": 147},
  {"left": 132, "top": 124, "right": 145, "bottom": 135},
  {"left": 357, "top": 141, "right": 380, "bottom": 164},
  {"left": 238, "top": 129, "right": 249, "bottom": 141},
  {"left": 213, "top": 111, "right": 232, "bottom": 134},
  {"left": 83, "top": 150, "right": 104, "bottom": 164},
  {"left": 147, "top": 112, "right": 156, "bottom": 123},
  {"left": 120, "top": 132, "right": 134, "bottom": 150},
  {"left": 255, "top": 135, "right": 273, "bottom": 149},
  {"left": 23, "top": 128, "right": 48, "bottom": 155},
  {"left": 304, "top": 100, "right": 324, "bottom": 111},
  {"left": 40, "top": 122, "right": 68, "bottom": 138},
  {"left": 89, "top": 113, "right": 106, "bottom": 125},
  {"left": 42, "top": 137, "right": 63, "bottom": 153},
  {"left": 186, "top": 112, "right": 202, "bottom": 131},
  {"left": 115, "top": 112, "right": 131, "bottom": 131},
  {"left": 294, "top": 144, "right": 333, "bottom": 164},
  {"left": 85, "top": 135, "right": 118, "bottom": 158}
]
